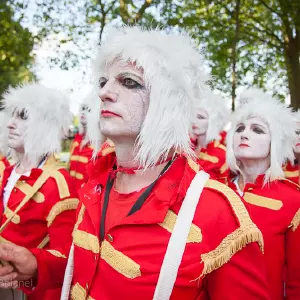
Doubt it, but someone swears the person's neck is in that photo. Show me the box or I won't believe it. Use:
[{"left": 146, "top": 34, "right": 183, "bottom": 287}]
[
  {"left": 113, "top": 138, "right": 171, "bottom": 194},
  {"left": 238, "top": 158, "right": 269, "bottom": 190},
  {"left": 15, "top": 153, "right": 44, "bottom": 174},
  {"left": 195, "top": 134, "right": 207, "bottom": 156}
]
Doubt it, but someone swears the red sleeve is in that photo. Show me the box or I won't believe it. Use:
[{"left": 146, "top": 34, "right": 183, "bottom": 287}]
[
  {"left": 22, "top": 171, "right": 78, "bottom": 295},
  {"left": 285, "top": 221, "right": 300, "bottom": 299},
  {"left": 204, "top": 243, "right": 270, "bottom": 299}
]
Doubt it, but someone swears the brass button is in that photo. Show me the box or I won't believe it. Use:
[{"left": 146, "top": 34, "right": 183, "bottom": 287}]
[
  {"left": 13, "top": 188, "right": 17, "bottom": 192},
  {"left": 107, "top": 234, "right": 113, "bottom": 243},
  {"left": 247, "top": 187, "right": 253, "bottom": 191}
]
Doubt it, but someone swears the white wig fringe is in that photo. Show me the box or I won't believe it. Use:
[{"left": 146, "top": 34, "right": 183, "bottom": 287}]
[
  {"left": 0, "top": 111, "right": 9, "bottom": 156},
  {"left": 78, "top": 91, "right": 94, "bottom": 136},
  {"left": 226, "top": 88, "right": 295, "bottom": 183},
  {"left": 84, "top": 89, "right": 102, "bottom": 152},
  {"left": 195, "top": 89, "right": 229, "bottom": 144},
  {"left": 2, "top": 83, "right": 71, "bottom": 162},
  {"left": 92, "top": 25, "right": 210, "bottom": 168}
]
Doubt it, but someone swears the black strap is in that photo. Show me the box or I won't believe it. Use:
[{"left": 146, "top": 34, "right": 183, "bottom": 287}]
[{"left": 100, "top": 159, "right": 173, "bottom": 242}]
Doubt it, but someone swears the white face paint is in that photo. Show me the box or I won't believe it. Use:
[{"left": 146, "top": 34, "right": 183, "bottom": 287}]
[
  {"left": 191, "top": 108, "right": 209, "bottom": 139},
  {"left": 293, "top": 122, "right": 300, "bottom": 157},
  {"left": 7, "top": 108, "right": 28, "bottom": 153},
  {"left": 233, "top": 117, "right": 271, "bottom": 163},
  {"left": 98, "top": 60, "right": 150, "bottom": 141},
  {"left": 80, "top": 104, "right": 90, "bottom": 127}
]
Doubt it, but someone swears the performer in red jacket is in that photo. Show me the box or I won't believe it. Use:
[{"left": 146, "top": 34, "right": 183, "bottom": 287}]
[
  {"left": 68, "top": 93, "right": 95, "bottom": 189},
  {"left": 226, "top": 88, "right": 300, "bottom": 300},
  {"left": 283, "top": 110, "right": 300, "bottom": 186},
  {"left": 0, "top": 83, "right": 78, "bottom": 300},
  {"left": 0, "top": 27, "right": 269, "bottom": 300},
  {"left": 190, "top": 90, "right": 229, "bottom": 181}
]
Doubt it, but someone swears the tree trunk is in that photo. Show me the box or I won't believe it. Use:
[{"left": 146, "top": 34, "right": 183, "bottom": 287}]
[
  {"left": 284, "top": 36, "right": 300, "bottom": 109},
  {"left": 231, "top": 0, "right": 241, "bottom": 111}
]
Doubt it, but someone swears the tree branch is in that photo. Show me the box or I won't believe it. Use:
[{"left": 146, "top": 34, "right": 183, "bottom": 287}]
[
  {"left": 134, "top": 0, "right": 153, "bottom": 23},
  {"left": 258, "top": 0, "right": 282, "bottom": 17}
]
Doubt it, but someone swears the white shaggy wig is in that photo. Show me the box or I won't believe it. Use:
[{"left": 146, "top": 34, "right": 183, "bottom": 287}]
[
  {"left": 226, "top": 88, "right": 295, "bottom": 183},
  {"left": 78, "top": 91, "right": 94, "bottom": 136},
  {"left": 293, "top": 110, "right": 300, "bottom": 123},
  {"left": 195, "top": 89, "right": 229, "bottom": 145},
  {"left": 2, "top": 83, "right": 71, "bottom": 162},
  {"left": 92, "top": 25, "right": 210, "bottom": 168},
  {"left": 0, "top": 111, "right": 9, "bottom": 156},
  {"left": 84, "top": 89, "right": 102, "bottom": 152}
]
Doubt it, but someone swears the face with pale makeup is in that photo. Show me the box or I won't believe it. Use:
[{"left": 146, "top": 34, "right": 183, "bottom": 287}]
[
  {"left": 7, "top": 108, "right": 28, "bottom": 153},
  {"left": 233, "top": 117, "right": 271, "bottom": 163},
  {"left": 80, "top": 104, "right": 91, "bottom": 127},
  {"left": 191, "top": 108, "right": 209, "bottom": 139},
  {"left": 98, "top": 60, "right": 150, "bottom": 141},
  {"left": 293, "top": 122, "right": 300, "bottom": 158}
]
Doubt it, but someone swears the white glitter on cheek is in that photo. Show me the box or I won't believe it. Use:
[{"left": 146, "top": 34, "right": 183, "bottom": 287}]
[{"left": 123, "top": 89, "right": 150, "bottom": 136}]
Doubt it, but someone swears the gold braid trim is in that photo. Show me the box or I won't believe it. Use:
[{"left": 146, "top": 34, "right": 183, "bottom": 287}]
[
  {"left": 200, "top": 179, "right": 264, "bottom": 276},
  {"left": 73, "top": 229, "right": 100, "bottom": 254},
  {"left": 70, "top": 170, "right": 84, "bottom": 180},
  {"left": 50, "top": 170, "right": 71, "bottom": 199},
  {"left": 15, "top": 181, "right": 45, "bottom": 203},
  {"left": 71, "top": 282, "right": 95, "bottom": 300},
  {"left": 47, "top": 198, "right": 79, "bottom": 227},
  {"left": 214, "top": 141, "right": 226, "bottom": 151},
  {"left": 0, "top": 160, "right": 5, "bottom": 179},
  {"left": 220, "top": 163, "right": 228, "bottom": 174},
  {"left": 100, "top": 240, "right": 141, "bottom": 279},
  {"left": 46, "top": 249, "right": 66, "bottom": 258},
  {"left": 199, "top": 152, "right": 219, "bottom": 164},
  {"left": 159, "top": 210, "right": 202, "bottom": 243},
  {"left": 37, "top": 235, "right": 50, "bottom": 249},
  {"left": 73, "top": 204, "right": 86, "bottom": 232},
  {"left": 70, "top": 155, "right": 89, "bottom": 163},
  {"left": 187, "top": 159, "right": 200, "bottom": 173},
  {"left": 285, "top": 170, "right": 299, "bottom": 178},
  {"left": 4, "top": 207, "right": 20, "bottom": 224},
  {"left": 290, "top": 209, "right": 300, "bottom": 232},
  {"left": 200, "top": 226, "right": 263, "bottom": 276}
]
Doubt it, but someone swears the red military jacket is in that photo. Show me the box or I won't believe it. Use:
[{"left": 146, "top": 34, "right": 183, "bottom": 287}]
[
  {"left": 283, "top": 160, "right": 300, "bottom": 186},
  {"left": 0, "top": 156, "right": 79, "bottom": 300},
  {"left": 197, "top": 140, "right": 229, "bottom": 182},
  {"left": 31, "top": 151, "right": 270, "bottom": 300},
  {"left": 227, "top": 174, "right": 300, "bottom": 300},
  {"left": 69, "top": 133, "right": 94, "bottom": 189},
  {"left": 0, "top": 156, "right": 10, "bottom": 178}
]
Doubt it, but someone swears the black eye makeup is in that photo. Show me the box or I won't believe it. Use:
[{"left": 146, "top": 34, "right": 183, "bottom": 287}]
[
  {"left": 99, "top": 77, "right": 108, "bottom": 88},
  {"left": 117, "top": 73, "right": 144, "bottom": 90},
  {"left": 18, "top": 109, "right": 28, "bottom": 120},
  {"left": 236, "top": 124, "right": 245, "bottom": 133},
  {"left": 295, "top": 130, "right": 300, "bottom": 136},
  {"left": 197, "top": 114, "right": 206, "bottom": 120},
  {"left": 252, "top": 125, "right": 266, "bottom": 134}
]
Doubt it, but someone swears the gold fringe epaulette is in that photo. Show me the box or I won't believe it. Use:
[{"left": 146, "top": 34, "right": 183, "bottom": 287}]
[
  {"left": 290, "top": 209, "right": 300, "bottom": 232},
  {"left": 200, "top": 179, "right": 264, "bottom": 276}
]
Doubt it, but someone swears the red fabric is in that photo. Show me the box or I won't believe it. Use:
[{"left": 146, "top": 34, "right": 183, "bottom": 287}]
[
  {"left": 69, "top": 133, "right": 93, "bottom": 190},
  {"left": 197, "top": 140, "right": 229, "bottom": 181},
  {"left": 219, "top": 130, "right": 227, "bottom": 146},
  {"left": 283, "top": 160, "right": 300, "bottom": 186},
  {"left": 105, "top": 186, "right": 147, "bottom": 233},
  {"left": 0, "top": 156, "right": 78, "bottom": 300},
  {"left": 227, "top": 173, "right": 300, "bottom": 300},
  {"left": 30, "top": 153, "right": 268, "bottom": 300}
]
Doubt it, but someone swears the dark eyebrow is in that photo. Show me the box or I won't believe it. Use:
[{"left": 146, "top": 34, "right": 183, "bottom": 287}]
[
  {"left": 251, "top": 123, "right": 267, "bottom": 129},
  {"left": 117, "top": 72, "right": 144, "bottom": 83}
]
